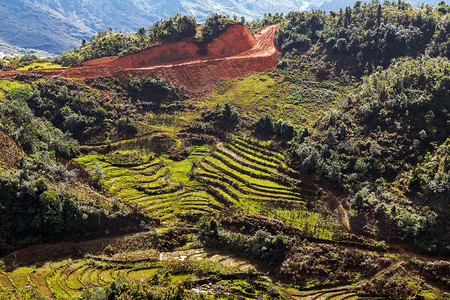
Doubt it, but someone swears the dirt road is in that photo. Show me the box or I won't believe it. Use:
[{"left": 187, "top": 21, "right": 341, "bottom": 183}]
[{"left": 1, "top": 24, "right": 281, "bottom": 94}]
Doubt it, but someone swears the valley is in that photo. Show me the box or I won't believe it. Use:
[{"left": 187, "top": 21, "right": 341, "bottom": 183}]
[{"left": 0, "top": 4, "right": 449, "bottom": 300}]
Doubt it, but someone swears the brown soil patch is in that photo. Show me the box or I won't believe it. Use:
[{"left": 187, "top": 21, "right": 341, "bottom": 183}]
[{"left": 1, "top": 24, "right": 280, "bottom": 94}]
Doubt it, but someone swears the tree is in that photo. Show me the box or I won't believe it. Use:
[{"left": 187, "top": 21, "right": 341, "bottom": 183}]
[
  {"left": 301, "top": 147, "right": 322, "bottom": 173},
  {"left": 344, "top": 7, "right": 351, "bottom": 27},
  {"left": 136, "top": 27, "right": 146, "bottom": 39},
  {"left": 377, "top": 4, "right": 382, "bottom": 26},
  {"left": 279, "top": 121, "right": 295, "bottom": 140},
  {"left": 351, "top": 190, "right": 366, "bottom": 213},
  {"left": 39, "top": 190, "right": 64, "bottom": 236},
  {"left": 209, "top": 218, "right": 219, "bottom": 236},
  {"left": 254, "top": 114, "right": 274, "bottom": 136}
]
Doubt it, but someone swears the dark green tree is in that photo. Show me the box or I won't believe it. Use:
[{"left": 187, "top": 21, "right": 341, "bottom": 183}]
[{"left": 377, "top": 4, "right": 383, "bottom": 26}]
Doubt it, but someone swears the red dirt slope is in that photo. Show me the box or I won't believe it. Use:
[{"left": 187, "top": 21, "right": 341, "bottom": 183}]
[
  {"left": 1, "top": 24, "right": 280, "bottom": 94},
  {"left": 88, "top": 24, "right": 257, "bottom": 69}
]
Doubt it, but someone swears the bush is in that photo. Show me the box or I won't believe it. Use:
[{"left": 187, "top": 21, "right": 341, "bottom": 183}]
[
  {"left": 0, "top": 97, "right": 79, "bottom": 158},
  {"left": 200, "top": 14, "right": 238, "bottom": 43},
  {"left": 254, "top": 114, "right": 274, "bottom": 136},
  {"left": 149, "top": 14, "right": 197, "bottom": 42},
  {"left": 0, "top": 172, "right": 84, "bottom": 252},
  {"left": 117, "top": 117, "right": 138, "bottom": 137},
  {"left": 277, "top": 120, "right": 295, "bottom": 140}
]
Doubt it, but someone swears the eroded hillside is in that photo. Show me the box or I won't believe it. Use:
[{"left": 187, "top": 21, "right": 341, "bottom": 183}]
[{"left": 2, "top": 24, "right": 279, "bottom": 94}]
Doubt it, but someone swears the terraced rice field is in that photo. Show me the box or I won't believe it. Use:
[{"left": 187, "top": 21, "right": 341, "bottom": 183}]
[
  {"left": 0, "top": 249, "right": 254, "bottom": 299},
  {"left": 76, "top": 136, "right": 343, "bottom": 239},
  {"left": 159, "top": 249, "right": 254, "bottom": 272},
  {"left": 76, "top": 146, "right": 225, "bottom": 222},
  {"left": 1, "top": 138, "right": 386, "bottom": 299},
  {"left": 0, "top": 249, "right": 384, "bottom": 299},
  {"left": 287, "top": 286, "right": 382, "bottom": 300},
  {"left": 195, "top": 137, "right": 343, "bottom": 240}
]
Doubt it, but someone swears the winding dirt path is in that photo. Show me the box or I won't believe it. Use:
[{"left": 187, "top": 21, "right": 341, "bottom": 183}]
[
  {"left": 1, "top": 25, "right": 281, "bottom": 94},
  {"left": 323, "top": 191, "right": 352, "bottom": 233}
]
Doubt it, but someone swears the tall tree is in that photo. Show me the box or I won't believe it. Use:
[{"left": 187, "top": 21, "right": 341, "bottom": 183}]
[{"left": 377, "top": 4, "right": 382, "bottom": 26}]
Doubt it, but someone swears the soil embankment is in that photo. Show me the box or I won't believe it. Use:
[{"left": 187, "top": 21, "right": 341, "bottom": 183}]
[
  {"left": 92, "top": 24, "right": 257, "bottom": 69},
  {"left": 1, "top": 24, "right": 280, "bottom": 93}
]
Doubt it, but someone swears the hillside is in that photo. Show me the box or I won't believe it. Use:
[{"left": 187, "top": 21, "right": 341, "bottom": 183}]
[
  {"left": 0, "top": 0, "right": 303, "bottom": 55},
  {"left": 1, "top": 22, "right": 280, "bottom": 94},
  {"left": 1, "top": 0, "right": 443, "bottom": 56},
  {"left": 0, "top": 3, "right": 449, "bottom": 300}
]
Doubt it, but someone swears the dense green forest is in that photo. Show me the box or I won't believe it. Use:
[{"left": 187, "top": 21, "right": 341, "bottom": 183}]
[
  {"left": 274, "top": 0, "right": 450, "bottom": 253},
  {"left": 0, "top": 2, "right": 449, "bottom": 300}
]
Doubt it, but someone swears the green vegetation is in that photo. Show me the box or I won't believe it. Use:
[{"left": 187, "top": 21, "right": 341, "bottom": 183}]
[
  {"left": 289, "top": 56, "right": 450, "bottom": 252},
  {"left": 201, "top": 72, "right": 349, "bottom": 127},
  {"left": 276, "top": 1, "right": 450, "bottom": 76},
  {"left": 198, "top": 14, "right": 239, "bottom": 43},
  {"left": 0, "top": 80, "right": 149, "bottom": 256},
  {"left": 1, "top": 5, "right": 449, "bottom": 300},
  {"left": 0, "top": 54, "right": 64, "bottom": 71},
  {"left": 247, "top": 12, "right": 285, "bottom": 33},
  {"left": 0, "top": 80, "right": 30, "bottom": 101},
  {"left": 148, "top": 14, "right": 197, "bottom": 42},
  {"left": 16, "top": 61, "right": 65, "bottom": 71}
]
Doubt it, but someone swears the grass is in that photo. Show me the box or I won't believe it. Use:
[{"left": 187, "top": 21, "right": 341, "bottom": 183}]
[
  {"left": 242, "top": 199, "right": 341, "bottom": 240},
  {"left": 1, "top": 253, "right": 244, "bottom": 298},
  {"left": 16, "top": 61, "right": 66, "bottom": 71},
  {"left": 199, "top": 71, "right": 345, "bottom": 126},
  {"left": 142, "top": 111, "right": 201, "bottom": 132},
  {"left": 75, "top": 146, "right": 222, "bottom": 224},
  {"left": 0, "top": 80, "right": 30, "bottom": 101}
]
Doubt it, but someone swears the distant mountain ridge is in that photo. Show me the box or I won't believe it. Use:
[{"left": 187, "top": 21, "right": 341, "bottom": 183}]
[{"left": 0, "top": 0, "right": 442, "bottom": 56}]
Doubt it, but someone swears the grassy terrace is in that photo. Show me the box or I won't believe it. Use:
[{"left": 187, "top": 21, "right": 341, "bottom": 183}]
[
  {"left": 200, "top": 72, "right": 346, "bottom": 127},
  {"left": 16, "top": 61, "right": 66, "bottom": 71},
  {"left": 75, "top": 133, "right": 345, "bottom": 240},
  {"left": 0, "top": 80, "right": 30, "bottom": 101},
  {"left": 195, "top": 137, "right": 344, "bottom": 241},
  {"left": 76, "top": 147, "right": 224, "bottom": 223},
  {"left": 0, "top": 249, "right": 250, "bottom": 299}
]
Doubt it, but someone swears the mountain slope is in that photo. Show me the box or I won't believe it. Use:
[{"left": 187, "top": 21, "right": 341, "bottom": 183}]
[
  {"left": 0, "top": 0, "right": 305, "bottom": 55},
  {"left": 0, "top": 0, "right": 443, "bottom": 55}
]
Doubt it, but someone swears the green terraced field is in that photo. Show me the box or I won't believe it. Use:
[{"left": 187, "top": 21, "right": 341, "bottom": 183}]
[
  {"left": 0, "top": 80, "right": 30, "bottom": 101},
  {"left": 16, "top": 62, "right": 66, "bottom": 70},
  {"left": 194, "top": 137, "right": 345, "bottom": 241},
  {"left": 75, "top": 136, "right": 344, "bottom": 240},
  {"left": 0, "top": 249, "right": 251, "bottom": 299},
  {"left": 76, "top": 147, "right": 225, "bottom": 223}
]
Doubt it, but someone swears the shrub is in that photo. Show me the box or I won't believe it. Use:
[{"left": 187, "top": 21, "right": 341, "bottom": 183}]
[
  {"left": 149, "top": 14, "right": 197, "bottom": 42},
  {"left": 254, "top": 114, "right": 274, "bottom": 136},
  {"left": 200, "top": 14, "right": 238, "bottom": 43}
]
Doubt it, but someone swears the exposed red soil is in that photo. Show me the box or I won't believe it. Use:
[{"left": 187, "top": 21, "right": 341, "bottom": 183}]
[
  {"left": 0, "top": 24, "right": 280, "bottom": 94},
  {"left": 93, "top": 24, "right": 257, "bottom": 69}
]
